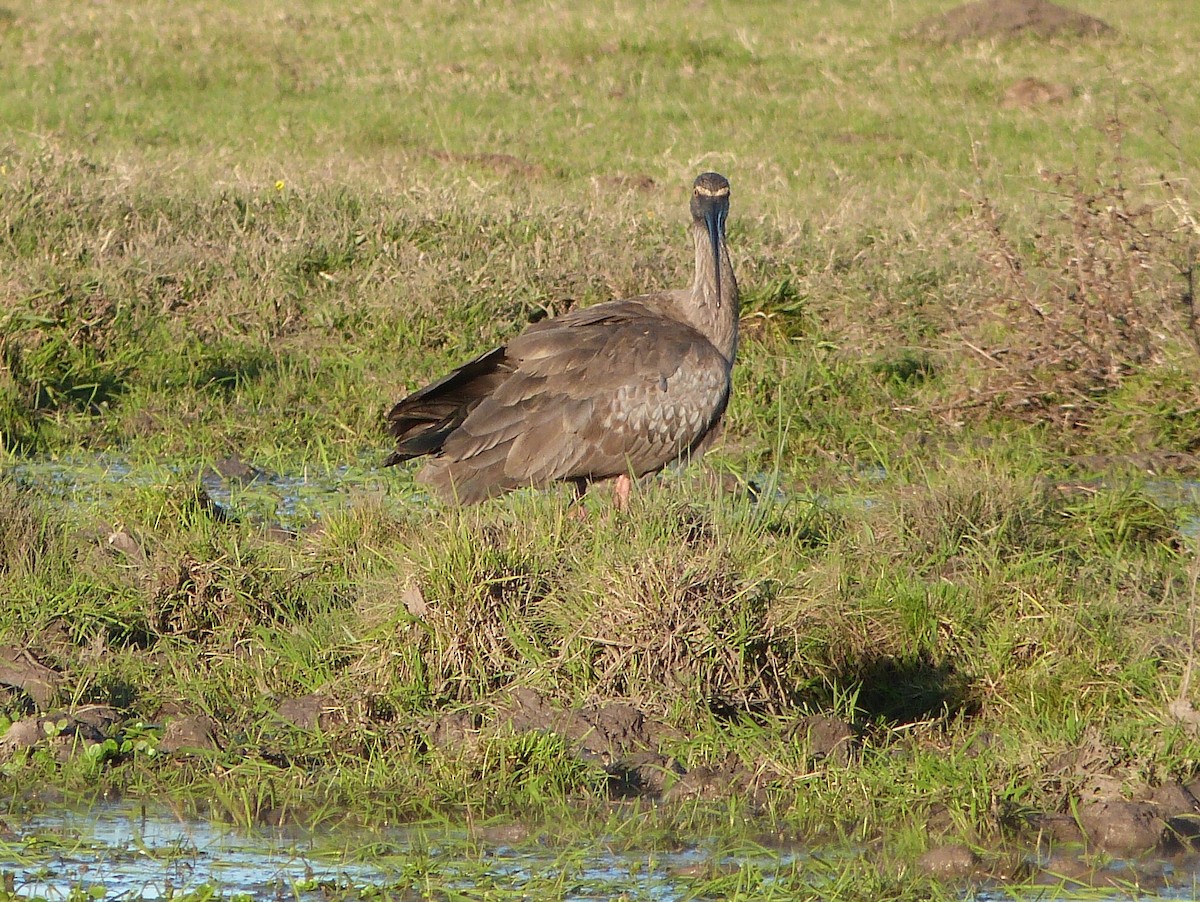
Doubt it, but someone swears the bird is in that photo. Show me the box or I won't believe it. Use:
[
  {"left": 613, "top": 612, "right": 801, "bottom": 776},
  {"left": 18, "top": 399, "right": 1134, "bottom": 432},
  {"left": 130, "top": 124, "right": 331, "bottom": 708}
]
[{"left": 383, "top": 171, "right": 739, "bottom": 506}]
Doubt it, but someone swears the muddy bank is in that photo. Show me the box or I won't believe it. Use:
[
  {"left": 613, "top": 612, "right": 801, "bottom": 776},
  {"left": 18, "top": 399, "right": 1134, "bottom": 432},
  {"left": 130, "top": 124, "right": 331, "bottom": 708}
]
[{"left": 6, "top": 651, "right": 1200, "bottom": 875}]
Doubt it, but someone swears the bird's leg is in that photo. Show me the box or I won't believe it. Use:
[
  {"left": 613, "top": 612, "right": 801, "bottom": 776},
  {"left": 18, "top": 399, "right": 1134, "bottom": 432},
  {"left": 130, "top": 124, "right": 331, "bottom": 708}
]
[
  {"left": 613, "top": 474, "right": 632, "bottom": 511},
  {"left": 569, "top": 479, "right": 591, "bottom": 521}
]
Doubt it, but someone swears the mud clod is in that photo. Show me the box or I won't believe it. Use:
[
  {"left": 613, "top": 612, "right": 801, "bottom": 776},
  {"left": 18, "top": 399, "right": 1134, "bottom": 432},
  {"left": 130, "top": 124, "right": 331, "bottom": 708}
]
[
  {"left": 159, "top": 714, "right": 219, "bottom": 755},
  {"left": 1025, "top": 811, "right": 1086, "bottom": 845},
  {"left": 1001, "top": 77, "right": 1071, "bottom": 108},
  {"left": 608, "top": 751, "right": 681, "bottom": 797},
  {"left": 595, "top": 173, "right": 657, "bottom": 193},
  {"left": 1163, "top": 814, "right": 1200, "bottom": 851},
  {"left": 71, "top": 705, "right": 122, "bottom": 734},
  {"left": 1151, "top": 780, "right": 1200, "bottom": 817},
  {"left": 0, "top": 708, "right": 115, "bottom": 763},
  {"left": 427, "top": 709, "right": 483, "bottom": 753},
  {"left": 663, "top": 765, "right": 724, "bottom": 803},
  {"left": 208, "top": 455, "right": 265, "bottom": 483},
  {"left": 0, "top": 719, "right": 42, "bottom": 754},
  {"left": 499, "top": 688, "right": 659, "bottom": 762},
  {"left": 1078, "top": 799, "right": 1163, "bottom": 855},
  {"left": 487, "top": 690, "right": 696, "bottom": 798},
  {"left": 790, "top": 715, "right": 855, "bottom": 766},
  {"left": 918, "top": 844, "right": 980, "bottom": 879},
  {"left": 0, "top": 646, "right": 61, "bottom": 711},
  {"left": 276, "top": 693, "right": 340, "bottom": 730}
]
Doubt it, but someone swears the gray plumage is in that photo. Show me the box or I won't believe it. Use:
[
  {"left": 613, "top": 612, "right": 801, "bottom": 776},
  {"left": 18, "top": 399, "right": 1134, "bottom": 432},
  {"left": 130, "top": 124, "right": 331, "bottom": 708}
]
[{"left": 384, "top": 171, "right": 739, "bottom": 504}]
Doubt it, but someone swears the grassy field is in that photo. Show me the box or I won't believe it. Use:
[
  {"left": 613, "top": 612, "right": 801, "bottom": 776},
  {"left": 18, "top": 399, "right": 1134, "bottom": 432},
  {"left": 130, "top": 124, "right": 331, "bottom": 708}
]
[{"left": 3, "top": 0, "right": 1200, "bottom": 897}]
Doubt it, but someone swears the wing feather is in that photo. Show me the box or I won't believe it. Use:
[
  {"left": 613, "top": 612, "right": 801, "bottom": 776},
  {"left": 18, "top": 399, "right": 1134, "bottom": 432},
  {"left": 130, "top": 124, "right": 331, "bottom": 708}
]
[{"left": 395, "top": 299, "right": 732, "bottom": 501}]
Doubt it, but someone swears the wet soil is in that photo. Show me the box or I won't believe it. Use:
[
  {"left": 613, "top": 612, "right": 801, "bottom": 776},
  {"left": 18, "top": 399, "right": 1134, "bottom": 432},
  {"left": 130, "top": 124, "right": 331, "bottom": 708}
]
[{"left": 910, "top": 0, "right": 1113, "bottom": 43}]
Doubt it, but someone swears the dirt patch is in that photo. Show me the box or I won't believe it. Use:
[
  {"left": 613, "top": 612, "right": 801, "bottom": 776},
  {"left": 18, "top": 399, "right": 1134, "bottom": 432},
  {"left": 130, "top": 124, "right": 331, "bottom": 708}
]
[
  {"left": 427, "top": 709, "right": 484, "bottom": 753},
  {"left": 0, "top": 705, "right": 120, "bottom": 763},
  {"left": 593, "top": 173, "right": 657, "bottom": 193},
  {"left": 497, "top": 687, "right": 667, "bottom": 763},
  {"left": 662, "top": 764, "right": 732, "bottom": 803},
  {"left": 1025, "top": 811, "right": 1086, "bottom": 845},
  {"left": 1001, "top": 77, "right": 1071, "bottom": 109},
  {"left": 468, "top": 690, "right": 859, "bottom": 803},
  {"left": 103, "top": 527, "right": 148, "bottom": 566},
  {"left": 910, "top": 0, "right": 1112, "bottom": 43},
  {"left": 1078, "top": 799, "right": 1163, "bottom": 855},
  {"left": 1019, "top": 728, "right": 1200, "bottom": 855},
  {"left": 204, "top": 455, "right": 265, "bottom": 484},
  {"left": 426, "top": 690, "right": 733, "bottom": 799}
]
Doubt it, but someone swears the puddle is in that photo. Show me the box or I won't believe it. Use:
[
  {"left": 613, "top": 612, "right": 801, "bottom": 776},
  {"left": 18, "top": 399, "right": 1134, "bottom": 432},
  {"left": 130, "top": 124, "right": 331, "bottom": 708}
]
[
  {"left": 3, "top": 803, "right": 385, "bottom": 900},
  {"left": 1143, "top": 478, "right": 1200, "bottom": 539},
  {"left": 7, "top": 454, "right": 1200, "bottom": 543},
  {"left": 0, "top": 801, "right": 806, "bottom": 901}
]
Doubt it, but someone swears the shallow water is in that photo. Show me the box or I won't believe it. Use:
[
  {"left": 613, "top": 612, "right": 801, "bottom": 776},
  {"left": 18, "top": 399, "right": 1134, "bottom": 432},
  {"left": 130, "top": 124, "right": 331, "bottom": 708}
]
[
  {"left": 9, "top": 456, "right": 1200, "bottom": 540},
  {"left": 5, "top": 803, "right": 1200, "bottom": 901},
  {"left": 0, "top": 801, "right": 792, "bottom": 901},
  {"left": 4, "top": 453, "right": 408, "bottom": 532},
  {"left": 4, "top": 803, "right": 382, "bottom": 900}
]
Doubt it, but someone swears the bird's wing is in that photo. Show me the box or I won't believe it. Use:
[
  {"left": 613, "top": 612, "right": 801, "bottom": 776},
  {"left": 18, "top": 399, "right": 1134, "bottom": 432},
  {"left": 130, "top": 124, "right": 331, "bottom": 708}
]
[
  {"left": 384, "top": 345, "right": 512, "bottom": 465},
  {"left": 384, "top": 303, "right": 658, "bottom": 464},
  {"left": 437, "top": 307, "right": 731, "bottom": 490}
]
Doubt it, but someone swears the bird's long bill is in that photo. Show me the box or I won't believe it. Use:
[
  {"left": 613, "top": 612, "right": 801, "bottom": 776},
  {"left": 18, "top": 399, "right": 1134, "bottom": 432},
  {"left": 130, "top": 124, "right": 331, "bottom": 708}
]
[{"left": 705, "top": 205, "right": 723, "bottom": 307}]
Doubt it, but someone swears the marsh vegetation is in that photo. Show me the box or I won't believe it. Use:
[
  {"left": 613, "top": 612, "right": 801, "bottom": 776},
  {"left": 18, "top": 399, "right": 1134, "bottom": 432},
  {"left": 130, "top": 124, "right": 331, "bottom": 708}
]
[{"left": 2, "top": 0, "right": 1200, "bottom": 898}]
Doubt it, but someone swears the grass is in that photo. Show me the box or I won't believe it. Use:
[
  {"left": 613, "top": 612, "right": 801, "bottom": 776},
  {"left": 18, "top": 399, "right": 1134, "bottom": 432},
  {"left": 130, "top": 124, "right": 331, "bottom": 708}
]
[{"left": 2, "top": 0, "right": 1200, "bottom": 897}]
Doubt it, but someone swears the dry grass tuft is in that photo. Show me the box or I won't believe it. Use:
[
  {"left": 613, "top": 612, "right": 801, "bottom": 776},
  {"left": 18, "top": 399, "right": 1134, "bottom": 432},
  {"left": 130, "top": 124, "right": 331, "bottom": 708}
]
[
  {"left": 570, "top": 551, "right": 787, "bottom": 712},
  {"left": 889, "top": 467, "right": 1055, "bottom": 566}
]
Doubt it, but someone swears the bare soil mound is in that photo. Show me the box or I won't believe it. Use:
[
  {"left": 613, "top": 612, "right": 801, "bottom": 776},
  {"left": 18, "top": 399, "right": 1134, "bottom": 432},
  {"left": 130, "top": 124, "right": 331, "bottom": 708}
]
[
  {"left": 911, "top": 0, "right": 1113, "bottom": 43},
  {"left": 1001, "top": 77, "right": 1071, "bottom": 109}
]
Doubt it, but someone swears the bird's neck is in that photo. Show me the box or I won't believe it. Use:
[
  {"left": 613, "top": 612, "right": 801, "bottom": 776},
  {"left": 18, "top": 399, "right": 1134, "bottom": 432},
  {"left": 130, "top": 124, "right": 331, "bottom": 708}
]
[{"left": 689, "top": 223, "right": 740, "bottom": 364}]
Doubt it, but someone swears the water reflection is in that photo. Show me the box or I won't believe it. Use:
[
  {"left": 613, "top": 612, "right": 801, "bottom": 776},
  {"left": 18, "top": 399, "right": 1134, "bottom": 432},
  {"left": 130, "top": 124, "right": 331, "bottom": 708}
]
[
  {"left": 6, "top": 803, "right": 1200, "bottom": 901},
  {"left": 4, "top": 803, "right": 384, "bottom": 900}
]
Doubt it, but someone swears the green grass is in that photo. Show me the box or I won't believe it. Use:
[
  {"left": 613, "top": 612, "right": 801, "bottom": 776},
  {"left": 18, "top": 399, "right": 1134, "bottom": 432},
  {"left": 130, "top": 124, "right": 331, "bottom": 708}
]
[{"left": 3, "top": 0, "right": 1200, "bottom": 897}]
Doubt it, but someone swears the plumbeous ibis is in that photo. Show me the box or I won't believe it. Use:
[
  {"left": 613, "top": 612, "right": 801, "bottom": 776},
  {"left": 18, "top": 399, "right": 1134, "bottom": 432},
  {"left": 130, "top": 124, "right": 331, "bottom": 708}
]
[{"left": 384, "top": 172, "right": 739, "bottom": 504}]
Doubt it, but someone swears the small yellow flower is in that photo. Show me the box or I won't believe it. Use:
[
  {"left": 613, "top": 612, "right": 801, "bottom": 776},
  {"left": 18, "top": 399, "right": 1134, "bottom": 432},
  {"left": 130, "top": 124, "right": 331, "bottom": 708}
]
[{"left": 274, "top": 179, "right": 286, "bottom": 191}]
